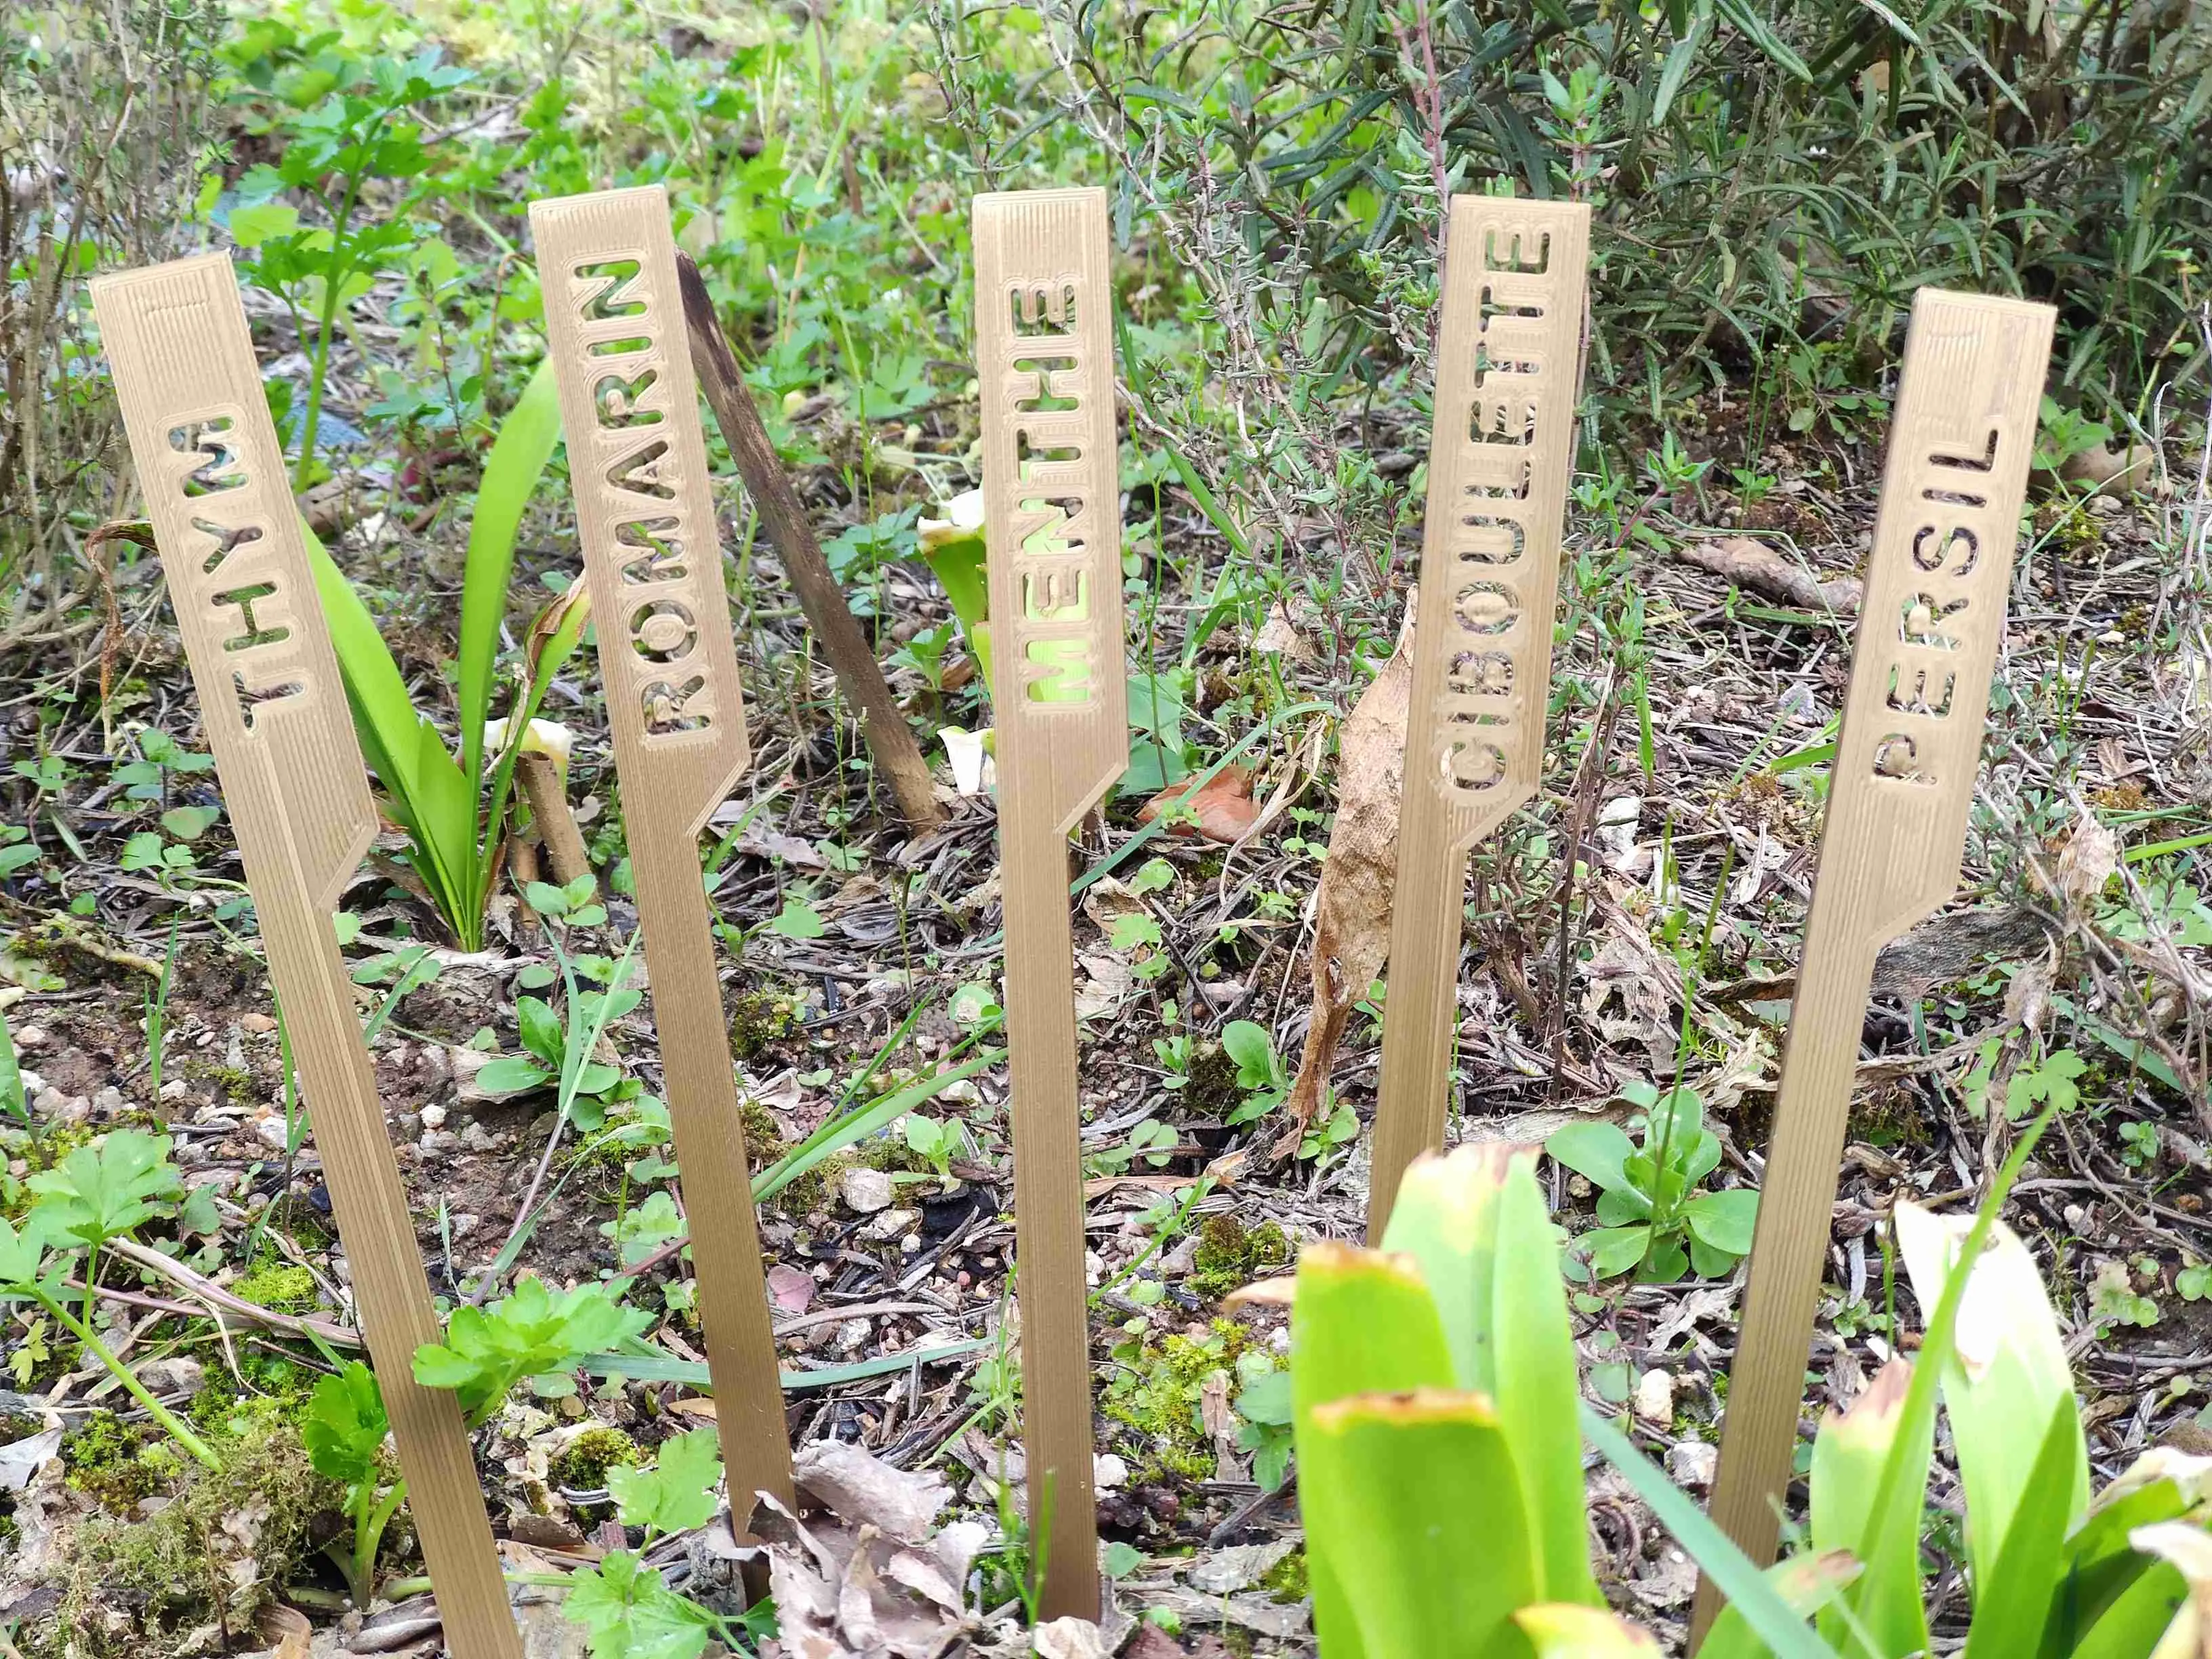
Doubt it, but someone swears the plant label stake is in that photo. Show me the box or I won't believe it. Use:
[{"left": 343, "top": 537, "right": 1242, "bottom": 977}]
[
  {"left": 531, "top": 185, "right": 793, "bottom": 1511},
  {"left": 91, "top": 255, "right": 521, "bottom": 1658},
  {"left": 1368, "top": 197, "right": 1590, "bottom": 1242},
  {"left": 1694, "top": 288, "right": 2053, "bottom": 1639},
  {"left": 974, "top": 186, "right": 1127, "bottom": 1619}
]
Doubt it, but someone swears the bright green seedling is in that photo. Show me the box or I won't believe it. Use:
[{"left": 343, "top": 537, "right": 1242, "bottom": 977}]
[
  {"left": 0, "top": 1214, "right": 218, "bottom": 1470},
  {"left": 305, "top": 355, "right": 586, "bottom": 951},
  {"left": 413, "top": 1275, "right": 652, "bottom": 1423},
  {"left": 304, "top": 1361, "right": 405, "bottom": 1611},
  {"left": 1221, "top": 1020, "right": 1290, "bottom": 1128},
  {"left": 526, "top": 1426, "right": 769, "bottom": 1659},
  {"left": 900, "top": 1112, "right": 970, "bottom": 1179},
  {"left": 27, "top": 1126, "right": 185, "bottom": 1334},
  {"left": 1546, "top": 1082, "right": 1757, "bottom": 1282},
  {"left": 225, "top": 44, "right": 473, "bottom": 486}
]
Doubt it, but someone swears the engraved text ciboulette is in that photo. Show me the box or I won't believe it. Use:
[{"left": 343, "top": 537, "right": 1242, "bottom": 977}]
[
  {"left": 1002, "top": 279, "right": 1100, "bottom": 709},
  {"left": 1435, "top": 222, "right": 1557, "bottom": 798},
  {"left": 570, "top": 254, "right": 714, "bottom": 737},
  {"left": 1868, "top": 423, "right": 2009, "bottom": 787},
  {"left": 164, "top": 410, "right": 308, "bottom": 726}
]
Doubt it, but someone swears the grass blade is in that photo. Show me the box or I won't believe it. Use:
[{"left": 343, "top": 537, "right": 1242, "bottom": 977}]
[
  {"left": 1579, "top": 1404, "right": 1842, "bottom": 1659},
  {"left": 457, "top": 358, "right": 561, "bottom": 790}
]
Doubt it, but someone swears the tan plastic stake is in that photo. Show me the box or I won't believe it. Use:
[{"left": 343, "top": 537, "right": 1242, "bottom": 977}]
[
  {"left": 90, "top": 255, "right": 522, "bottom": 1659},
  {"left": 974, "top": 186, "right": 1128, "bottom": 1620},
  {"left": 1367, "top": 197, "right": 1591, "bottom": 1242},
  {"left": 531, "top": 186, "right": 794, "bottom": 1512},
  {"left": 1692, "top": 288, "right": 2053, "bottom": 1640}
]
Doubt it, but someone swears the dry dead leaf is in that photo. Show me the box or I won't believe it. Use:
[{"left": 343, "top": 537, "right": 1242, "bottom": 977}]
[
  {"left": 1031, "top": 1620, "right": 1113, "bottom": 1659},
  {"left": 1138, "top": 765, "right": 1261, "bottom": 844},
  {"left": 792, "top": 1439, "right": 952, "bottom": 1543},
  {"left": 767, "top": 1263, "right": 817, "bottom": 1315},
  {"left": 1275, "top": 611, "right": 1415, "bottom": 1156},
  {"left": 748, "top": 1483, "right": 987, "bottom": 1659},
  {"left": 255, "top": 1605, "right": 313, "bottom": 1659},
  {"left": 2057, "top": 808, "right": 2121, "bottom": 907}
]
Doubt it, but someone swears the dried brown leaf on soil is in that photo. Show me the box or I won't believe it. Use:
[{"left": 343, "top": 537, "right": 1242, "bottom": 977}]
[
  {"left": 1672, "top": 535, "right": 1862, "bottom": 614},
  {"left": 1273, "top": 609, "right": 1414, "bottom": 1157},
  {"left": 1137, "top": 765, "right": 1261, "bottom": 843},
  {"left": 747, "top": 1439, "right": 991, "bottom": 1659}
]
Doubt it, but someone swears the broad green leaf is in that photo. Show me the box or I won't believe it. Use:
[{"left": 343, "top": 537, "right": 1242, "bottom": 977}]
[
  {"left": 920, "top": 528, "right": 991, "bottom": 693},
  {"left": 2067, "top": 1560, "right": 2189, "bottom": 1659},
  {"left": 608, "top": 1426, "right": 722, "bottom": 1536},
  {"left": 304, "top": 523, "right": 478, "bottom": 941},
  {"left": 562, "top": 1549, "right": 715, "bottom": 1659},
  {"left": 1896, "top": 1200, "right": 2089, "bottom": 1592},
  {"left": 1582, "top": 1225, "right": 1653, "bottom": 1279},
  {"left": 1546, "top": 1121, "right": 1635, "bottom": 1194},
  {"left": 1220, "top": 1019, "right": 1277, "bottom": 1082},
  {"left": 303, "top": 1361, "right": 389, "bottom": 1485},
  {"left": 0, "top": 1217, "right": 44, "bottom": 1286},
  {"left": 769, "top": 897, "right": 825, "bottom": 939},
  {"left": 228, "top": 201, "right": 298, "bottom": 247},
  {"left": 26, "top": 1128, "right": 181, "bottom": 1248},
  {"left": 1309, "top": 1390, "right": 1533, "bottom": 1658},
  {"left": 472, "top": 1056, "right": 554, "bottom": 1094},
  {"left": 1294, "top": 1244, "right": 1456, "bottom": 1659},
  {"left": 413, "top": 1275, "right": 652, "bottom": 1420},
  {"left": 1683, "top": 1190, "right": 1759, "bottom": 1256},
  {"left": 2122, "top": 1523, "right": 2212, "bottom": 1659},
  {"left": 1492, "top": 1150, "right": 1601, "bottom": 1606},
  {"left": 1382, "top": 1143, "right": 1507, "bottom": 1395},
  {"left": 1961, "top": 1398, "right": 2090, "bottom": 1659},
  {"left": 1810, "top": 1359, "right": 1919, "bottom": 1653},
  {"left": 159, "top": 804, "right": 220, "bottom": 841},
  {"left": 1513, "top": 1603, "right": 1662, "bottom": 1655},
  {"left": 457, "top": 359, "right": 562, "bottom": 789},
  {"left": 2039, "top": 1454, "right": 2209, "bottom": 1656},
  {"left": 516, "top": 995, "right": 563, "bottom": 1065},
  {"left": 1696, "top": 1551, "right": 1864, "bottom": 1659}
]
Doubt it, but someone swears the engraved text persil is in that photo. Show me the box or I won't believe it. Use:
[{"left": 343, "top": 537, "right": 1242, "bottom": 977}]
[
  {"left": 565, "top": 254, "right": 716, "bottom": 739},
  {"left": 1868, "top": 424, "right": 2011, "bottom": 786}
]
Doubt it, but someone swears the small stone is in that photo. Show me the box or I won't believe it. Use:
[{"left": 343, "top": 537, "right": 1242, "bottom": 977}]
[
  {"left": 1187, "top": 1538, "right": 1296, "bottom": 1596},
  {"left": 840, "top": 1166, "right": 895, "bottom": 1214},
  {"left": 861, "top": 1207, "right": 918, "bottom": 1242},
  {"left": 835, "top": 1317, "right": 872, "bottom": 1353},
  {"left": 253, "top": 1113, "right": 289, "bottom": 1151},
  {"left": 138, "top": 1357, "right": 205, "bottom": 1395},
  {"left": 11, "top": 1025, "right": 45, "bottom": 1049},
  {"left": 1667, "top": 1441, "right": 1718, "bottom": 1488},
  {"left": 1633, "top": 1368, "right": 1676, "bottom": 1426},
  {"left": 91, "top": 1086, "right": 125, "bottom": 1116},
  {"left": 419, "top": 1103, "right": 449, "bottom": 1130},
  {"left": 239, "top": 1012, "right": 276, "bottom": 1034}
]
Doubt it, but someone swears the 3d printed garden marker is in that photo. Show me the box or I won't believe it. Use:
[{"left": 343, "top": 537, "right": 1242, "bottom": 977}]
[
  {"left": 1694, "top": 289, "right": 2053, "bottom": 1640},
  {"left": 91, "top": 256, "right": 523, "bottom": 1659},
  {"left": 531, "top": 185, "right": 794, "bottom": 1512},
  {"left": 1366, "top": 197, "right": 1591, "bottom": 1244},
  {"left": 975, "top": 186, "right": 1128, "bottom": 1619}
]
